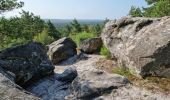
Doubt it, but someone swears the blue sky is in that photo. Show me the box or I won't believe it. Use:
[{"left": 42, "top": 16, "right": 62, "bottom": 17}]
[{"left": 4, "top": 0, "right": 147, "bottom": 19}]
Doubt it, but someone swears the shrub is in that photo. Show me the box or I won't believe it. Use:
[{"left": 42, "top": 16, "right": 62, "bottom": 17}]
[
  {"left": 70, "top": 32, "right": 96, "bottom": 45},
  {"left": 0, "top": 38, "right": 28, "bottom": 50},
  {"left": 33, "top": 28, "right": 54, "bottom": 45},
  {"left": 100, "top": 46, "right": 111, "bottom": 59}
]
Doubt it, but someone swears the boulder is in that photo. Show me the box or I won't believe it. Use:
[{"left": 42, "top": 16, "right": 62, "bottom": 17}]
[
  {"left": 70, "top": 70, "right": 129, "bottom": 99},
  {"left": 0, "top": 42, "right": 54, "bottom": 86},
  {"left": 101, "top": 16, "right": 170, "bottom": 78},
  {"left": 80, "top": 37, "right": 103, "bottom": 54},
  {"left": 55, "top": 67, "right": 77, "bottom": 82},
  {"left": 47, "top": 37, "right": 77, "bottom": 64},
  {"left": 0, "top": 66, "right": 40, "bottom": 100}
]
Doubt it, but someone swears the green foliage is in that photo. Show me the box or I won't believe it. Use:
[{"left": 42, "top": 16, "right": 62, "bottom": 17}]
[
  {"left": 47, "top": 20, "right": 61, "bottom": 39},
  {"left": 0, "top": 10, "right": 57, "bottom": 49},
  {"left": 70, "top": 32, "right": 96, "bottom": 45},
  {"left": 0, "top": 37, "right": 27, "bottom": 50},
  {"left": 112, "top": 67, "right": 133, "bottom": 77},
  {"left": 129, "top": 0, "right": 170, "bottom": 17},
  {"left": 143, "top": 0, "right": 170, "bottom": 17},
  {"left": 129, "top": 6, "right": 143, "bottom": 17},
  {"left": 0, "top": 11, "right": 46, "bottom": 40},
  {"left": 0, "top": 0, "right": 24, "bottom": 14},
  {"left": 70, "top": 19, "right": 82, "bottom": 34},
  {"left": 100, "top": 46, "right": 111, "bottom": 59},
  {"left": 33, "top": 28, "right": 54, "bottom": 45},
  {"left": 82, "top": 24, "right": 90, "bottom": 33},
  {"left": 90, "top": 24, "right": 102, "bottom": 36},
  {"left": 145, "top": 0, "right": 159, "bottom": 5},
  {"left": 112, "top": 67, "right": 138, "bottom": 82}
]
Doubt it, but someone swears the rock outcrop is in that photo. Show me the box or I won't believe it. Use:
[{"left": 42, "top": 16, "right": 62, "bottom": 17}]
[
  {"left": 70, "top": 70, "right": 129, "bottom": 99},
  {"left": 47, "top": 37, "right": 77, "bottom": 64},
  {"left": 27, "top": 54, "right": 170, "bottom": 100},
  {"left": 101, "top": 16, "right": 170, "bottom": 78},
  {"left": 80, "top": 37, "right": 103, "bottom": 54},
  {"left": 27, "top": 67, "right": 77, "bottom": 100},
  {"left": 0, "top": 66, "right": 40, "bottom": 100},
  {"left": 0, "top": 42, "right": 54, "bottom": 100},
  {"left": 0, "top": 42, "right": 54, "bottom": 86}
]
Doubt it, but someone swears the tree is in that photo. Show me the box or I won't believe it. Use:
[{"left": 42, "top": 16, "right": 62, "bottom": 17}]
[
  {"left": 82, "top": 24, "right": 89, "bottom": 33},
  {"left": 65, "top": 24, "right": 71, "bottom": 34},
  {"left": 0, "top": 0, "right": 24, "bottom": 14},
  {"left": 70, "top": 19, "right": 82, "bottom": 34},
  {"left": 47, "top": 20, "right": 61, "bottom": 39},
  {"left": 129, "top": 6, "right": 143, "bottom": 17},
  {"left": 0, "top": 10, "right": 47, "bottom": 49},
  {"left": 90, "top": 24, "right": 102, "bottom": 36},
  {"left": 103, "top": 18, "right": 109, "bottom": 25},
  {"left": 145, "top": 0, "right": 159, "bottom": 5},
  {"left": 129, "top": 0, "right": 170, "bottom": 17},
  {"left": 143, "top": 0, "right": 170, "bottom": 17},
  {"left": 33, "top": 28, "right": 54, "bottom": 45}
]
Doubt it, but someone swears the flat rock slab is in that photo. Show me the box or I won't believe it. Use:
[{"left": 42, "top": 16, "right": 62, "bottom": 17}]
[{"left": 27, "top": 54, "right": 170, "bottom": 100}]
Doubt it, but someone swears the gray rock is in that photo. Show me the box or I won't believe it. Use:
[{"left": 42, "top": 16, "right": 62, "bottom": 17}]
[
  {"left": 0, "top": 42, "right": 54, "bottom": 86},
  {"left": 55, "top": 67, "right": 77, "bottom": 82},
  {"left": 70, "top": 70, "right": 129, "bottom": 99},
  {"left": 101, "top": 16, "right": 170, "bottom": 78},
  {"left": 0, "top": 66, "right": 40, "bottom": 100},
  {"left": 47, "top": 37, "right": 77, "bottom": 64},
  {"left": 80, "top": 37, "right": 103, "bottom": 54},
  {"left": 27, "top": 67, "right": 77, "bottom": 100}
]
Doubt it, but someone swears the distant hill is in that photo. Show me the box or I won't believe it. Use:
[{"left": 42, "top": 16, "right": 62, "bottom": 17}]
[{"left": 44, "top": 19, "right": 104, "bottom": 28}]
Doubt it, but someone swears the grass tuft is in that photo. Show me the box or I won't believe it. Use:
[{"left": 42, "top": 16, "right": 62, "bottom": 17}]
[{"left": 100, "top": 46, "right": 111, "bottom": 59}]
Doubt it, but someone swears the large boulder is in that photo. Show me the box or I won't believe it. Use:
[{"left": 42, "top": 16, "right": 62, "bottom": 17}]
[
  {"left": 0, "top": 42, "right": 54, "bottom": 86},
  {"left": 80, "top": 37, "right": 103, "bottom": 54},
  {"left": 69, "top": 69, "right": 129, "bottom": 99},
  {"left": 0, "top": 65, "right": 40, "bottom": 100},
  {"left": 101, "top": 16, "right": 170, "bottom": 78},
  {"left": 47, "top": 37, "right": 77, "bottom": 64}
]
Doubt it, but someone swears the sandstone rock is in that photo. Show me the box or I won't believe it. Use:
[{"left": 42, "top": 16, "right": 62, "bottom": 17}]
[
  {"left": 47, "top": 37, "right": 77, "bottom": 64},
  {"left": 0, "top": 66, "right": 40, "bottom": 100},
  {"left": 80, "top": 37, "right": 103, "bottom": 54},
  {"left": 0, "top": 42, "right": 54, "bottom": 86},
  {"left": 27, "top": 67, "right": 77, "bottom": 100},
  {"left": 101, "top": 16, "right": 170, "bottom": 78},
  {"left": 70, "top": 70, "right": 129, "bottom": 99},
  {"left": 55, "top": 67, "right": 77, "bottom": 82},
  {"left": 27, "top": 54, "right": 170, "bottom": 100}
]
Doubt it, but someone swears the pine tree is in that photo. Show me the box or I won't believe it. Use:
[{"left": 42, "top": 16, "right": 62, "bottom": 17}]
[
  {"left": 129, "top": 6, "right": 143, "bottom": 17},
  {"left": 0, "top": 0, "right": 24, "bottom": 14},
  {"left": 47, "top": 20, "right": 61, "bottom": 39},
  {"left": 129, "top": 0, "right": 170, "bottom": 17},
  {"left": 70, "top": 19, "right": 82, "bottom": 34}
]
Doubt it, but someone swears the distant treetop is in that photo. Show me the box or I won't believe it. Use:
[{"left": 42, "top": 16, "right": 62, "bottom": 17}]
[{"left": 0, "top": 0, "right": 24, "bottom": 14}]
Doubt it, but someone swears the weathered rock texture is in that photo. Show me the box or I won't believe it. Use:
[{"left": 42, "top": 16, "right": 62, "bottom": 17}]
[
  {"left": 101, "top": 16, "right": 170, "bottom": 78},
  {"left": 27, "top": 54, "right": 170, "bottom": 100},
  {"left": 70, "top": 70, "right": 129, "bottom": 99},
  {"left": 0, "top": 66, "right": 40, "bottom": 100},
  {"left": 47, "top": 37, "right": 77, "bottom": 64},
  {"left": 27, "top": 67, "right": 77, "bottom": 100},
  {"left": 80, "top": 37, "right": 103, "bottom": 54},
  {"left": 0, "top": 42, "right": 54, "bottom": 86}
]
